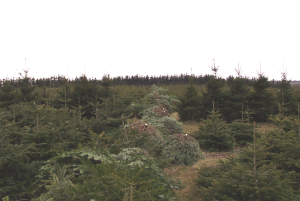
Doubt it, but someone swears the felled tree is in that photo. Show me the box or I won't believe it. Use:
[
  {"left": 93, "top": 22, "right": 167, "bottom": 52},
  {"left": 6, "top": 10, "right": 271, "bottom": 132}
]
[
  {"left": 160, "top": 116, "right": 183, "bottom": 135},
  {"left": 162, "top": 134, "right": 205, "bottom": 165},
  {"left": 138, "top": 85, "right": 204, "bottom": 166},
  {"left": 128, "top": 102, "right": 148, "bottom": 119},
  {"left": 146, "top": 85, "right": 180, "bottom": 114},
  {"left": 141, "top": 85, "right": 180, "bottom": 132}
]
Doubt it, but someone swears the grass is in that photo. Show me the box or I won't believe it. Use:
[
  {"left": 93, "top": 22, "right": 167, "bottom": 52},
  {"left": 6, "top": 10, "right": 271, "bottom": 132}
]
[
  {"left": 182, "top": 121, "right": 199, "bottom": 134},
  {"left": 170, "top": 112, "right": 200, "bottom": 134},
  {"left": 255, "top": 122, "right": 276, "bottom": 133}
]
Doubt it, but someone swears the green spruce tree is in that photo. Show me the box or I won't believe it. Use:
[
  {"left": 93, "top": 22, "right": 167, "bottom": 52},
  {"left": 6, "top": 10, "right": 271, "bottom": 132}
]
[
  {"left": 277, "top": 70, "right": 297, "bottom": 116},
  {"left": 70, "top": 75, "right": 99, "bottom": 119},
  {"left": 18, "top": 69, "right": 36, "bottom": 102},
  {"left": 201, "top": 59, "right": 225, "bottom": 119},
  {"left": 0, "top": 80, "right": 16, "bottom": 107},
  {"left": 193, "top": 101, "right": 233, "bottom": 152},
  {"left": 249, "top": 70, "right": 275, "bottom": 122},
  {"left": 177, "top": 76, "right": 202, "bottom": 121},
  {"left": 222, "top": 64, "right": 250, "bottom": 122}
]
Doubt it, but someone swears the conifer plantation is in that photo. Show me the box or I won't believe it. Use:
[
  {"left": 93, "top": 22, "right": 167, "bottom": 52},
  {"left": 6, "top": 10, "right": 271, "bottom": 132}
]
[{"left": 1, "top": 70, "right": 300, "bottom": 200}]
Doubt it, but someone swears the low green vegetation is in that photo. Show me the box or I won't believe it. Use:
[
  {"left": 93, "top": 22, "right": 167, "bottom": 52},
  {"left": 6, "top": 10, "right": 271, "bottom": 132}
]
[
  {"left": 1, "top": 69, "right": 300, "bottom": 200},
  {"left": 195, "top": 117, "right": 300, "bottom": 200},
  {"left": 0, "top": 78, "right": 203, "bottom": 200}
]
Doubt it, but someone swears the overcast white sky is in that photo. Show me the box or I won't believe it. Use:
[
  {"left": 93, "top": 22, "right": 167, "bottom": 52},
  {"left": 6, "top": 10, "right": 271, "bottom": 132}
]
[{"left": 0, "top": 0, "right": 299, "bottom": 81}]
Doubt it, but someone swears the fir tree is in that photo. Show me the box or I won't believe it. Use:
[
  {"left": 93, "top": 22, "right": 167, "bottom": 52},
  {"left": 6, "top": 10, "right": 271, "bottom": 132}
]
[
  {"left": 193, "top": 101, "right": 233, "bottom": 152},
  {"left": 177, "top": 76, "right": 202, "bottom": 121},
  {"left": 18, "top": 69, "right": 36, "bottom": 102},
  {"left": 0, "top": 80, "right": 16, "bottom": 107},
  {"left": 229, "top": 120, "right": 255, "bottom": 148},
  {"left": 249, "top": 71, "right": 275, "bottom": 122},
  {"left": 201, "top": 59, "right": 225, "bottom": 119},
  {"left": 53, "top": 80, "right": 72, "bottom": 109},
  {"left": 70, "top": 75, "right": 99, "bottom": 119},
  {"left": 277, "top": 71, "right": 297, "bottom": 116},
  {"left": 222, "top": 65, "right": 250, "bottom": 122}
]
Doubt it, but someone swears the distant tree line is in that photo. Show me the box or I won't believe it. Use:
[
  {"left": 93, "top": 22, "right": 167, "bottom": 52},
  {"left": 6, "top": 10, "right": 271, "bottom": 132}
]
[{"left": 0, "top": 73, "right": 273, "bottom": 88}]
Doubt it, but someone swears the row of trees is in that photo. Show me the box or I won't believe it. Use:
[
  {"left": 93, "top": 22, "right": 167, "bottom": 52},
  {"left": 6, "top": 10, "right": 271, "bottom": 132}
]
[
  {"left": 178, "top": 67, "right": 300, "bottom": 123},
  {"left": 0, "top": 71, "right": 151, "bottom": 119},
  {"left": 1, "top": 71, "right": 284, "bottom": 88},
  {"left": 1, "top": 67, "right": 299, "bottom": 124}
]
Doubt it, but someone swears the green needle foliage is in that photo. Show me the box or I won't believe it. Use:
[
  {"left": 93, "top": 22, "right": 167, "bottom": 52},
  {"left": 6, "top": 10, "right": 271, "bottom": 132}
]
[
  {"left": 139, "top": 85, "right": 204, "bottom": 166},
  {"left": 18, "top": 69, "right": 37, "bottom": 103},
  {"left": 277, "top": 71, "right": 297, "bottom": 116},
  {"left": 162, "top": 134, "right": 205, "bottom": 165},
  {"left": 0, "top": 80, "right": 16, "bottom": 107},
  {"left": 197, "top": 161, "right": 295, "bottom": 201},
  {"left": 249, "top": 72, "right": 275, "bottom": 122},
  {"left": 193, "top": 102, "right": 233, "bottom": 152},
  {"left": 36, "top": 148, "right": 178, "bottom": 200},
  {"left": 0, "top": 129, "right": 40, "bottom": 200},
  {"left": 177, "top": 77, "right": 202, "bottom": 121},
  {"left": 160, "top": 116, "right": 183, "bottom": 135},
  {"left": 4, "top": 70, "right": 300, "bottom": 200},
  {"left": 37, "top": 164, "right": 75, "bottom": 201},
  {"left": 222, "top": 75, "right": 250, "bottom": 123},
  {"left": 0, "top": 102, "right": 92, "bottom": 200},
  {"left": 229, "top": 120, "right": 255, "bottom": 147},
  {"left": 196, "top": 118, "right": 300, "bottom": 200},
  {"left": 201, "top": 62, "right": 226, "bottom": 120},
  {"left": 147, "top": 85, "right": 180, "bottom": 114}
]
